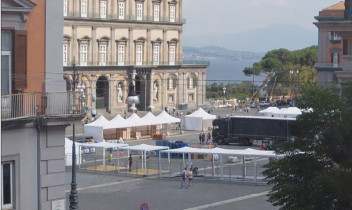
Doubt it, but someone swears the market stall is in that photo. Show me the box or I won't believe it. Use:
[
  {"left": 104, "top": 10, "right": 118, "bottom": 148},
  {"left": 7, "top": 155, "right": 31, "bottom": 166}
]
[{"left": 184, "top": 108, "right": 216, "bottom": 131}]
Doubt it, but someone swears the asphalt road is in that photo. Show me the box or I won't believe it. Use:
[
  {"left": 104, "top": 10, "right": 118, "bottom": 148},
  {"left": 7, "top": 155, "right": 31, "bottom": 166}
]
[{"left": 66, "top": 172, "right": 278, "bottom": 210}]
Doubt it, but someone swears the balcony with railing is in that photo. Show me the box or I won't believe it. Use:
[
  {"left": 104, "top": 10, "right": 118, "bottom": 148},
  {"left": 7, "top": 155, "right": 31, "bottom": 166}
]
[
  {"left": 65, "top": 12, "right": 186, "bottom": 24},
  {"left": 1, "top": 92, "right": 85, "bottom": 121},
  {"left": 315, "top": 62, "right": 342, "bottom": 70},
  {"left": 63, "top": 60, "right": 210, "bottom": 69}
]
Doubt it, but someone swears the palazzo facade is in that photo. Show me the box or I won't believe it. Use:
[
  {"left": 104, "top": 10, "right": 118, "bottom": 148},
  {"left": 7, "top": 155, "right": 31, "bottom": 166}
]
[{"left": 63, "top": 0, "right": 208, "bottom": 114}]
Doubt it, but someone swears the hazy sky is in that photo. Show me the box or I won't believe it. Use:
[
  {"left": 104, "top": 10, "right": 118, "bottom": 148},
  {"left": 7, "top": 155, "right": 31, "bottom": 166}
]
[{"left": 183, "top": 0, "right": 341, "bottom": 37}]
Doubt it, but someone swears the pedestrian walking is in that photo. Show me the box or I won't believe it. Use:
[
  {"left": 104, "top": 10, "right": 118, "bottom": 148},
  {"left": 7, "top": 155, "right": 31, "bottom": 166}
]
[
  {"left": 199, "top": 133, "right": 202, "bottom": 144},
  {"left": 108, "top": 152, "right": 113, "bottom": 165},
  {"left": 202, "top": 133, "right": 206, "bottom": 145},
  {"left": 187, "top": 168, "right": 193, "bottom": 187},
  {"left": 206, "top": 132, "right": 211, "bottom": 144},
  {"left": 128, "top": 154, "right": 133, "bottom": 171},
  {"left": 180, "top": 168, "right": 188, "bottom": 189}
]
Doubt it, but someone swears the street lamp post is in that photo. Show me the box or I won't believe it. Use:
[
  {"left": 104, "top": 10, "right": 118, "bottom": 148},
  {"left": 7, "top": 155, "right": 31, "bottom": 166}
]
[
  {"left": 69, "top": 63, "right": 79, "bottom": 210},
  {"left": 223, "top": 87, "right": 226, "bottom": 106}
]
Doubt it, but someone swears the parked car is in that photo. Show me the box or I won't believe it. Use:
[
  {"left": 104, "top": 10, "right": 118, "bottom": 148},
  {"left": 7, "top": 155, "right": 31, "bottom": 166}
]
[
  {"left": 259, "top": 101, "right": 270, "bottom": 107},
  {"left": 275, "top": 100, "right": 287, "bottom": 106},
  {"left": 249, "top": 102, "right": 258, "bottom": 108}
]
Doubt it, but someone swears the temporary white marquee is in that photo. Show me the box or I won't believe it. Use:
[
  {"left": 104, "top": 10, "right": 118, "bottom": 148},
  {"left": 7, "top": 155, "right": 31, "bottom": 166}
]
[
  {"left": 119, "top": 144, "right": 169, "bottom": 175},
  {"left": 160, "top": 146, "right": 282, "bottom": 181},
  {"left": 65, "top": 138, "right": 82, "bottom": 166},
  {"left": 83, "top": 116, "right": 109, "bottom": 142},
  {"left": 79, "top": 141, "right": 129, "bottom": 170},
  {"left": 259, "top": 107, "right": 302, "bottom": 118},
  {"left": 185, "top": 108, "right": 216, "bottom": 131},
  {"left": 156, "top": 110, "right": 181, "bottom": 124},
  {"left": 105, "top": 114, "right": 133, "bottom": 129},
  {"left": 141, "top": 112, "right": 161, "bottom": 125},
  {"left": 125, "top": 113, "right": 146, "bottom": 127}
]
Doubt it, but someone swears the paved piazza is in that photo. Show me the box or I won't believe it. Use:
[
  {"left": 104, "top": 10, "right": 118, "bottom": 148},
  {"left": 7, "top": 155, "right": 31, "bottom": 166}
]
[{"left": 66, "top": 107, "right": 279, "bottom": 209}]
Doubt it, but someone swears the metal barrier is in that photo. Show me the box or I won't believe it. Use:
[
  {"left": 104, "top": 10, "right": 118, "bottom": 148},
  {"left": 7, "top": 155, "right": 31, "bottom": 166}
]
[{"left": 66, "top": 153, "right": 269, "bottom": 183}]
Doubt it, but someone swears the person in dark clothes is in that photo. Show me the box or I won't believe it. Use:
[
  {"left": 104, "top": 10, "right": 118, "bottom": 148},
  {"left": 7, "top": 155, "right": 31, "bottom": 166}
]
[
  {"left": 128, "top": 154, "right": 133, "bottom": 171},
  {"left": 202, "top": 133, "right": 206, "bottom": 145},
  {"left": 199, "top": 133, "right": 202, "bottom": 144}
]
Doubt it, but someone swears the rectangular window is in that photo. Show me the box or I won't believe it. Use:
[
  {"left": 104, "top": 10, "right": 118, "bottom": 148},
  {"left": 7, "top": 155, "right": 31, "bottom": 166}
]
[
  {"left": 2, "top": 162, "right": 14, "bottom": 209},
  {"left": 168, "top": 94, "right": 174, "bottom": 103},
  {"left": 100, "top": 1, "right": 107, "bottom": 19},
  {"left": 118, "top": 2, "right": 125, "bottom": 19},
  {"left": 153, "top": 46, "right": 160, "bottom": 65},
  {"left": 64, "top": 0, "right": 68, "bottom": 16},
  {"left": 154, "top": 5, "right": 160, "bottom": 21},
  {"left": 80, "top": 44, "right": 88, "bottom": 66},
  {"left": 188, "top": 94, "right": 194, "bottom": 102},
  {"left": 1, "top": 52, "right": 11, "bottom": 95},
  {"left": 169, "top": 46, "right": 176, "bottom": 65},
  {"left": 168, "top": 78, "right": 174, "bottom": 89},
  {"left": 136, "top": 3, "right": 143, "bottom": 20},
  {"left": 170, "top": 5, "right": 175, "bottom": 22},
  {"left": 118, "top": 44, "right": 125, "bottom": 66},
  {"left": 136, "top": 45, "right": 143, "bottom": 65},
  {"left": 189, "top": 77, "right": 193, "bottom": 88},
  {"left": 81, "top": 0, "right": 88, "bottom": 17},
  {"left": 63, "top": 44, "right": 68, "bottom": 66},
  {"left": 99, "top": 44, "right": 107, "bottom": 66}
]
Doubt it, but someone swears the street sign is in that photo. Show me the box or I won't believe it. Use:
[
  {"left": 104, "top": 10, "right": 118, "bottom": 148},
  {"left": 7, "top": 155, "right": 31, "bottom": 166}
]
[{"left": 140, "top": 202, "right": 149, "bottom": 210}]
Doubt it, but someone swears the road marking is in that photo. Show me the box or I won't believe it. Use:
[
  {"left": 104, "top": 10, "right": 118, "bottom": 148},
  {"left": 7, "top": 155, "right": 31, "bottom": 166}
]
[
  {"left": 183, "top": 191, "right": 269, "bottom": 210},
  {"left": 65, "top": 178, "right": 143, "bottom": 193}
]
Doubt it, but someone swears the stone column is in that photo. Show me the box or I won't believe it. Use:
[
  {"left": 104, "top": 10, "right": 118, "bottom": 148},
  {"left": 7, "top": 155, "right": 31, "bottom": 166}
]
[
  {"left": 109, "top": 75, "right": 114, "bottom": 112},
  {"left": 178, "top": 72, "right": 183, "bottom": 105},
  {"left": 178, "top": 30, "right": 183, "bottom": 64},
  {"left": 129, "top": 72, "right": 137, "bottom": 111},
  {"left": 202, "top": 71, "right": 206, "bottom": 105},
  {"left": 111, "top": 27, "right": 116, "bottom": 65},
  {"left": 164, "top": 0, "right": 168, "bottom": 21},
  {"left": 163, "top": 29, "right": 167, "bottom": 65},
  {"left": 92, "top": 26, "right": 97, "bottom": 65},
  {"left": 179, "top": 0, "right": 183, "bottom": 20},
  {"left": 72, "top": 26, "right": 77, "bottom": 64},
  {"left": 147, "top": 28, "right": 151, "bottom": 65},
  {"left": 129, "top": 27, "right": 134, "bottom": 65},
  {"left": 148, "top": 72, "right": 154, "bottom": 111},
  {"left": 91, "top": 78, "right": 97, "bottom": 110}
]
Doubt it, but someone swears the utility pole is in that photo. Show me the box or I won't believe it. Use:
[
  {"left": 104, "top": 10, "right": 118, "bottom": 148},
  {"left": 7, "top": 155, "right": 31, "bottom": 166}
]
[{"left": 69, "top": 62, "right": 78, "bottom": 210}]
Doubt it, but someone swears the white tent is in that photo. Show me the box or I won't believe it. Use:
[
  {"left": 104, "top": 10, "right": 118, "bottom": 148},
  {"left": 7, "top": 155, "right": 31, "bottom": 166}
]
[
  {"left": 65, "top": 138, "right": 82, "bottom": 166},
  {"left": 141, "top": 112, "right": 161, "bottom": 125},
  {"left": 79, "top": 141, "right": 129, "bottom": 171},
  {"left": 259, "top": 107, "right": 280, "bottom": 117},
  {"left": 125, "top": 113, "right": 147, "bottom": 127},
  {"left": 156, "top": 110, "right": 181, "bottom": 124},
  {"left": 276, "top": 107, "right": 302, "bottom": 118},
  {"left": 184, "top": 108, "right": 216, "bottom": 131},
  {"left": 84, "top": 116, "right": 109, "bottom": 142},
  {"left": 105, "top": 114, "right": 133, "bottom": 129},
  {"left": 119, "top": 144, "right": 169, "bottom": 175}
]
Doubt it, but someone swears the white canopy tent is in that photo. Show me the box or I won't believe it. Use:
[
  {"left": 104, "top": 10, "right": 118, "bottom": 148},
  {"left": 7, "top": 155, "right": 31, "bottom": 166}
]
[
  {"left": 156, "top": 111, "right": 181, "bottom": 124},
  {"left": 79, "top": 141, "right": 129, "bottom": 171},
  {"left": 65, "top": 138, "right": 82, "bottom": 166},
  {"left": 260, "top": 107, "right": 302, "bottom": 118},
  {"left": 119, "top": 144, "right": 169, "bottom": 175},
  {"left": 125, "top": 113, "right": 147, "bottom": 127},
  {"left": 141, "top": 112, "right": 161, "bottom": 125},
  {"left": 259, "top": 107, "right": 280, "bottom": 117},
  {"left": 83, "top": 116, "right": 109, "bottom": 142},
  {"left": 160, "top": 147, "right": 282, "bottom": 181},
  {"left": 104, "top": 114, "right": 133, "bottom": 129},
  {"left": 185, "top": 108, "right": 216, "bottom": 131}
]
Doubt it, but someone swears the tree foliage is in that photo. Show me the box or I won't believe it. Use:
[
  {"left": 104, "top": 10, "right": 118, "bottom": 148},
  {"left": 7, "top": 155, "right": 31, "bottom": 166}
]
[
  {"left": 243, "top": 46, "right": 318, "bottom": 100},
  {"left": 263, "top": 84, "right": 352, "bottom": 210},
  {"left": 206, "top": 82, "right": 252, "bottom": 100}
]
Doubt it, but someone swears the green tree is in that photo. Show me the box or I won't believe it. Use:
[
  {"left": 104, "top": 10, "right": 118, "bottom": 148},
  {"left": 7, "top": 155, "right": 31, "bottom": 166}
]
[
  {"left": 243, "top": 46, "right": 318, "bottom": 101},
  {"left": 263, "top": 84, "right": 352, "bottom": 210}
]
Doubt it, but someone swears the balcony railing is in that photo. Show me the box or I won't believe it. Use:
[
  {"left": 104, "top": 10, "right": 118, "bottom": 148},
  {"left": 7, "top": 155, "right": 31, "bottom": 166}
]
[
  {"left": 64, "top": 60, "right": 210, "bottom": 68},
  {"left": 65, "top": 12, "right": 186, "bottom": 24},
  {"left": 1, "top": 92, "right": 85, "bottom": 120}
]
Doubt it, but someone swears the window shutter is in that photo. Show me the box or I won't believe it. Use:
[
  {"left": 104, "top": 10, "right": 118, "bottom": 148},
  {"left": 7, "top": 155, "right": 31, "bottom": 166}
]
[{"left": 14, "top": 30, "right": 27, "bottom": 92}]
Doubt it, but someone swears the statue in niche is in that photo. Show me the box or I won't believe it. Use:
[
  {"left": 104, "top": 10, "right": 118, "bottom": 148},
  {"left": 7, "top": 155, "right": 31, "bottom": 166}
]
[
  {"left": 153, "top": 81, "right": 158, "bottom": 101},
  {"left": 117, "top": 83, "right": 123, "bottom": 103}
]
